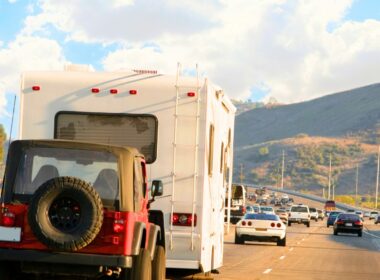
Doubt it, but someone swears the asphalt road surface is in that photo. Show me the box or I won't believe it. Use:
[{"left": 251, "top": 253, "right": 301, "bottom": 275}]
[{"left": 214, "top": 196, "right": 380, "bottom": 280}]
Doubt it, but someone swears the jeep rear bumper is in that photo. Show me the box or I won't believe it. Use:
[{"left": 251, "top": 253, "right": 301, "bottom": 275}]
[{"left": 0, "top": 248, "right": 132, "bottom": 268}]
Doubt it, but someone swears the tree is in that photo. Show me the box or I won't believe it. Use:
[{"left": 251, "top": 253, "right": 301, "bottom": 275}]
[{"left": 258, "top": 146, "right": 269, "bottom": 157}]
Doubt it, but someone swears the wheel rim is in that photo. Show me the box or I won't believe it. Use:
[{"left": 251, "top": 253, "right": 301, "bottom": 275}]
[{"left": 48, "top": 196, "right": 82, "bottom": 232}]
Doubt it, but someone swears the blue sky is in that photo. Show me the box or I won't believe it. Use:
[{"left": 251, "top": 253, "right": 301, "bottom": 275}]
[{"left": 1, "top": 0, "right": 380, "bottom": 139}]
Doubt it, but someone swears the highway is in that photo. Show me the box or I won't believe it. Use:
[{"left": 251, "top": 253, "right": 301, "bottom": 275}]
[{"left": 214, "top": 196, "right": 380, "bottom": 280}]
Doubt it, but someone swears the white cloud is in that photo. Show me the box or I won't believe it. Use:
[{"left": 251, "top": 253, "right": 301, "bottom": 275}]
[
  {"left": 8, "top": 0, "right": 17, "bottom": 3},
  {"left": 12, "top": 0, "right": 380, "bottom": 104},
  {"left": 0, "top": 35, "right": 66, "bottom": 117}
]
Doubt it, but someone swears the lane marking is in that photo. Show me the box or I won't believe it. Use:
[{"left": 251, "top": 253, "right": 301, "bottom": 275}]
[
  {"left": 263, "top": 268, "right": 272, "bottom": 274},
  {"left": 289, "top": 247, "right": 294, "bottom": 251},
  {"left": 279, "top": 255, "right": 286, "bottom": 260},
  {"left": 363, "top": 230, "right": 380, "bottom": 239}
]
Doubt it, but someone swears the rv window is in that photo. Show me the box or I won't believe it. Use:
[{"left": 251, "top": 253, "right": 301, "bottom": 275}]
[
  {"left": 208, "top": 124, "right": 214, "bottom": 176},
  {"left": 55, "top": 112, "right": 158, "bottom": 163}
]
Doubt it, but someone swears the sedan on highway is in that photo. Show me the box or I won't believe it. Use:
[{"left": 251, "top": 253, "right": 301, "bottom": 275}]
[
  {"left": 369, "top": 211, "right": 378, "bottom": 220},
  {"left": 235, "top": 213, "right": 286, "bottom": 246},
  {"left": 260, "top": 206, "right": 275, "bottom": 215},
  {"left": 375, "top": 215, "right": 380, "bottom": 225},
  {"left": 327, "top": 211, "right": 343, "bottom": 227},
  {"left": 333, "top": 213, "right": 363, "bottom": 237}
]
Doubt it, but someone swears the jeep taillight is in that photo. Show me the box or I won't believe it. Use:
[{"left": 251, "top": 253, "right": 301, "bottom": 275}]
[
  {"left": 172, "top": 213, "right": 197, "bottom": 227},
  {"left": 113, "top": 219, "right": 125, "bottom": 233},
  {"left": 2, "top": 212, "right": 16, "bottom": 227},
  {"left": 112, "top": 212, "right": 125, "bottom": 233}
]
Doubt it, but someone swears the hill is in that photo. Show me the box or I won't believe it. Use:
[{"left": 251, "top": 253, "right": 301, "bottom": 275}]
[
  {"left": 235, "top": 83, "right": 380, "bottom": 147},
  {"left": 234, "top": 83, "right": 380, "bottom": 196}
]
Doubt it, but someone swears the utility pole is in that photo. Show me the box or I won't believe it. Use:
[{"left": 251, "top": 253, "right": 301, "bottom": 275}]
[
  {"left": 281, "top": 150, "right": 285, "bottom": 190},
  {"left": 328, "top": 153, "right": 332, "bottom": 200},
  {"left": 376, "top": 146, "right": 380, "bottom": 209},
  {"left": 355, "top": 163, "right": 359, "bottom": 206},
  {"left": 239, "top": 163, "right": 244, "bottom": 184}
]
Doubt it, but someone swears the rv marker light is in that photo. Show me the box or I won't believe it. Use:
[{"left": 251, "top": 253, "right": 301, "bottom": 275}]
[
  {"left": 129, "top": 90, "right": 137, "bottom": 95},
  {"left": 110, "top": 89, "right": 118, "bottom": 94},
  {"left": 91, "top": 88, "right": 100, "bottom": 93},
  {"left": 32, "top": 86, "right": 40, "bottom": 91},
  {"left": 187, "top": 92, "right": 196, "bottom": 97}
]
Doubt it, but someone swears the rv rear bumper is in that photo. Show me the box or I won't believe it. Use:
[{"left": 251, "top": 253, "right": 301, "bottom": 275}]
[{"left": 0, "top": 248, "right": 132, "bottom": 268}]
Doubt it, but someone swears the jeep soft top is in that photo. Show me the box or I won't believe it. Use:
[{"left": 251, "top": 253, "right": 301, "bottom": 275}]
[{"left": 0, "top": 139, "right": 165, "bottom": 280}]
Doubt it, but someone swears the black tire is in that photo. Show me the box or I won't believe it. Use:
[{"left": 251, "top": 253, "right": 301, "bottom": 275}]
[
  {"left": 134, "top": 249, "right": 152, "bottom": 280},
  {"left": 0, "top": 262, "right": 11, "bottom": 280},
  {"left": 306, "top": 222, "right": 310, "bottom": 228},
  {"left": 358, "top": 231, "right": 362, "bottom": 237},
  {"left": 152, "top": 246, "right": 166, "bottom": 280},
  {"left": 234, "top": 231, "right": 244, "bottom": 244},
  {"left": 277, "top": 237, "right": 286, "bottom": 247},
  {"left": 327, "top": 224, "right": 330, "bottom": 228},
  {"left": 28, "top": 176, "right": 104, "bottom": 251},
  {"left": 333, "top": 230, "right": 338, "bottom": 236},
  {"left": 288, "top": 222, "right": 292, "bottom": 226}
]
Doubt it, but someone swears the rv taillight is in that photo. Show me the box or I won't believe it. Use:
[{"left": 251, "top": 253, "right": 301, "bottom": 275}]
[
  {"left": 32, "top": 86, "right": 40, "bottom": 91},
  {"left": 2, "top": 212, "right": 16, "bottom": 227},
  {"left": 172, "top": 213, "right": 197, "bottom": 227},
  {"left": 187, "top": 92, "right": 196, "bottom": 97},
  {"left": 129, "top": 90, "right": 137, "bottom": 95},
  {"left": 91, "top": 88, "right": 100, "bottom": 93},
  {"left": 110, "top": 89, "right": 118, "bottom": 94}
]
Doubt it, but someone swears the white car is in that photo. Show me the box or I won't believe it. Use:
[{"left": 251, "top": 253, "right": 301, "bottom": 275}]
[
  {"left": 235, "top": 213, "right": 286, "bottom": 246},
  {"left": 355, "top": 211, "right": 364, "bottom": 219},
  {"left": 309, "top": 207, "right": 319, "bottom": 222},
  {"left": 369, "top": 211, "right": 379, "bottom": 220},
  {"left": 288, "top": 204, "right": 311, "bottom": 227},
  {"left": 260, "top": 206, "right": 275, "bottom": 215}
]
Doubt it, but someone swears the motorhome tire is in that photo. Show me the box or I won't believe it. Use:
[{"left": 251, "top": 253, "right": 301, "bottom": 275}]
[
  {"left": 152, "top": 245, "right": 166, "bottom": 280},
  {"left": 0, "top": 262, "right": 11, "bottom": 280},
  {"left": 28, "top": 176, "right": 104, "bottom": 251}
]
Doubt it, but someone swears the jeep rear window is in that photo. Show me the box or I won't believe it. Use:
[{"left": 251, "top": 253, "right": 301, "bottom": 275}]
[
  {"left": 55, "top": 112, "right": 157, "bottom": 163},
  {"left": 291, "top": 206, "right": 308, "bottom": 212},
  {"left": 13, "top": 147, "right": 119, "bottom": 204}
]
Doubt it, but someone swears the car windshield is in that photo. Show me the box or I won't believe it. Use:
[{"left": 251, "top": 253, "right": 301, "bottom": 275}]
[
  {"left": 13, "top": 146, "right": 119, "bottom": 201},
  {"left": 291, "top": 206, "right": 308, "bottom": 212},
  {"left": 329, "top": 212, "right": 342, "bottom": 218},
  {"left": 261, "top": 207, "right": 273, "bottom": 212},
  {"left": 309, "top": 208, "right": 317, "bottom": 212},
  {"left": 244, "top": 214, "right": 279, "bottom": 221},
  {"left": 337, "top": 214, "right": 360, "bottom": 221}
]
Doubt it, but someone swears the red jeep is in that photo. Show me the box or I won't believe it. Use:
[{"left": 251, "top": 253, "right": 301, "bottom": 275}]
[{"left": 0, "top": 140, "right": 165, "bottom": 280}]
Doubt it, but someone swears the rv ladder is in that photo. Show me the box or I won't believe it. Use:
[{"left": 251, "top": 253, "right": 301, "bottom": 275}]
[{"left": 170, "top": 63, "right": 201, "bottom": 251}]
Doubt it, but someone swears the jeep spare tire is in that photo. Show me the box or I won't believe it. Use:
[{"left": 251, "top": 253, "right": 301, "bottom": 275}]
[{"left": 28, "top": 176, "right": 104, "bottom": 251}]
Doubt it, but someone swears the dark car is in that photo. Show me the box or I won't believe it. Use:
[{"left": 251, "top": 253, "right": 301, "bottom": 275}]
[
  {"left": 375, "top": 215, "right": 380, "bottom": 225},
  {"left": 327, "top": 211, "right": 343, "bottom": 227},
  {"left": 333, "top": 213, "right": 363, "bottom": 237}
]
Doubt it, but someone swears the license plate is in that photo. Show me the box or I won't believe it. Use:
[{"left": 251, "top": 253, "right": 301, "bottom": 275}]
[
  {"left": 255, "top": 228, "right": 267, "bottom": 231},
  {"left": 0, "top": 226, "right": 21, "bottom": 242},
  {"left": 345, "top": 223, "right": 353, "bottom": 227}
]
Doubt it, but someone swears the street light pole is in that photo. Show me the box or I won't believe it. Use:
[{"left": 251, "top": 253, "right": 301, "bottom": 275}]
[
  {"left": 375, "top": 146, "right": 379, "bottom": 209},
  {"left": 328, "top": 153, "right": 332, "bottom": 200},
  {"left": 281, "top": 150, "right": 285, "bottom": 190},
  {"left": 355, "top": 163, "right": 359, "bottom": 207}
]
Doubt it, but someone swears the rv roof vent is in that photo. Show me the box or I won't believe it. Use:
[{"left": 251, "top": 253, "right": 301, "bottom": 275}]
[{"left": 64, "top": 64, "right": 93, "bottom": 72}]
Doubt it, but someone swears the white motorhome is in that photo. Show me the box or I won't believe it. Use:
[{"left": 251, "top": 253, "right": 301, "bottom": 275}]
[{"left": 19, "top": 66, "right": 236, "bottom": 273}]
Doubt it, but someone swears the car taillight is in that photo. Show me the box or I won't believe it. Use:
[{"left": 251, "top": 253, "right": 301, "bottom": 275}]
[
  {"left": 288, "top": 213, "right": 291, "bottom": 217},
  {"left": 247, "top": 221, "right": 252, "bottom": 226},
  {"left": 354, "top": 220, "right": 362, "bottom": 226},
  {"left": 2, "top": 212, "right": 16, "bottom": 227},
  {"left": 241, "top": 221, "right": 246, "bottom": 226},
  {"left": 172, "top": 213, "right": 197, "bottom": 227},
  {"left": 277, "top": 223, "right": 282, "bottom": 228},
  {"left": 241, "top": 206, "right": 246, "bottom": 214},
  {"left": 270, "top": 222, "right": 275, "bottom": 227},
  {"left": 336, "top": 219, "right": 344, "bottom": 225}
]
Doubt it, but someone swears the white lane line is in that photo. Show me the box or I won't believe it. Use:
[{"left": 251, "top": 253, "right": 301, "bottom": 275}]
[
  {"left": 263, "top": 268, "right": 272, "bottom": 274},
  {"left": 364, "top": 230, "right": 380, "bottom": 239},
  {"left": 279, "top": 255, "right": 286, "bottom": 260},
  {"left": 289, "top": 247, "right": 294, "bottom": 251}
]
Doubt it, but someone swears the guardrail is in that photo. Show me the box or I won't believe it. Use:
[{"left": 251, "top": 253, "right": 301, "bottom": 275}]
[{"left": 244, "top": 184, "right": 376, "bottom": 213}]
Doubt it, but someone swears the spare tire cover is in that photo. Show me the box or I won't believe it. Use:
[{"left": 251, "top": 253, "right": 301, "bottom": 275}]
[{"left": 28, "top": 176, "right": 104, "bottom": 251}]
